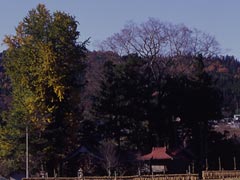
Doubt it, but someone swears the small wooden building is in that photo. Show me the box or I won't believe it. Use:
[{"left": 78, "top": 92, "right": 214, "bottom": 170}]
[{"left": 137, "top": 147, "right": 173, "bottom": 174}]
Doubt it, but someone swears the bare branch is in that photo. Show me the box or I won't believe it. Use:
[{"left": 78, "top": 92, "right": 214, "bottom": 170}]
[
  {"left": 99, "top": 140, "right": 119, "bottom": 176},
  {"left": 99, "top": 18, "right": 221, "bottom": 59}
]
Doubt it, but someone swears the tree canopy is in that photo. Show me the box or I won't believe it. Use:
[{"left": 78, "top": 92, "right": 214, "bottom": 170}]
[
  {"left": 1, "top": 4, "right": 87, "bottom": 176},
  {"left": 99, "top": 18, "right": 220, "bottom": 60}
]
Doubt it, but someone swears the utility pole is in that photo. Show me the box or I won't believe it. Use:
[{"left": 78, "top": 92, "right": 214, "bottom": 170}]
[{"left": 26, "top": 126, "right": 29, "bottom": 178}]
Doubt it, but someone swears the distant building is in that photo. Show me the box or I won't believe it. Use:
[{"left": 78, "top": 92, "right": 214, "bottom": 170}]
[
  {"left": 62, "top": 145, "right": 101, "bottom": 176},
  {"left": 234, "top": 114, "right": 240, "bottom": 121},
  {"left": 137, "top": 147, "right": 173, "bottom": 174}
]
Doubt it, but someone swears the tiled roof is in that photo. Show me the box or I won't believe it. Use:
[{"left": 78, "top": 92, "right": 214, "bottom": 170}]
[{"left": 138, "top": 147, "right": 173, "bottom": 160}]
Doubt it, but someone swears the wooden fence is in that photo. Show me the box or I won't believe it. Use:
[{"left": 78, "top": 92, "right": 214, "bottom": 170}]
[
  {"left": 23, "top": 174, "right": 198, "bottom": 180},
  {"left": 133, "top": 174, "right": 198, "bottom": 180},
  {"left": 22, "top": 170, "right": 240, "bottom": 180},
  {"left": 202, "top": 170, "right": 240, "bottom": 179}
]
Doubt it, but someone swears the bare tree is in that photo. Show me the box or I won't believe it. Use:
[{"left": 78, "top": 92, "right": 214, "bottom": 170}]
[
  {"left": 99, "top": 18, "right": 220, "bottom": 82},
  {"left": 99, "top": 18, "right": 220, "bottom": 59},
  {"left": 99, "top": 140, "right": 119, "bottom": 176},
  {"left": 100, "top": 18, "right": 168, "bottom": 60}
]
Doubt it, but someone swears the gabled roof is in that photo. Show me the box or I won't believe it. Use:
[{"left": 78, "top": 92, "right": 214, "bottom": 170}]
[
  {"left": 64, "top": 145, "right": 101, "bottom": 162},
  {"left": 138, "top": 147, "right": 173, "bottom": 161}
]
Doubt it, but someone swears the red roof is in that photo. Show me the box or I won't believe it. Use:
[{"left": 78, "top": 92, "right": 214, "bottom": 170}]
[{"left": 138, "top": 147, "right": 173, "bottom": 161}]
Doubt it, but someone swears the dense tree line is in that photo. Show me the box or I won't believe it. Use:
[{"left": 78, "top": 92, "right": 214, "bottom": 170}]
[
  {"left": 204, "top": 55, "right": 240, "bottom": 116},
  {"left": 0, "top": 4, "right": 240, "bottom": 177}
]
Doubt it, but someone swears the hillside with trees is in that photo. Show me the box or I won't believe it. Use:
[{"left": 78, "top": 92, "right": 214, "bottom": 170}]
[
  {"left": 1, "top": 4, "right": 240, "bottom": 177},
  {"left": 204, "top": 55, "right": 240, "bottom": 116}
]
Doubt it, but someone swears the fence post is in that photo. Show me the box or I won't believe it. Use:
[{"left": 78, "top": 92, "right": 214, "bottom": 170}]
[
  {"left": 192, "top": 162, "right": 195, "bottom": 173},
  {"left": 205, "top": 158, "right": 208, "bottom": 171},
  {"left": 234, "top": 156, "right": 237, "bottom": 170},
  {"left": 218, "top": 157, "right": 221, "bottom": 171}
]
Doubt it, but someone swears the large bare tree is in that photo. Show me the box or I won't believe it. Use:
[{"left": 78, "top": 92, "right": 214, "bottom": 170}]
[{"left": 99, "top": 18, "right": 220, "bottom": 59}]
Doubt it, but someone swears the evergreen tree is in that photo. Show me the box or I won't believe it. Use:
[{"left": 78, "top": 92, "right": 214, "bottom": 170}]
[{"left": 93, "top": 54, "right": 153, "bottom": 151}]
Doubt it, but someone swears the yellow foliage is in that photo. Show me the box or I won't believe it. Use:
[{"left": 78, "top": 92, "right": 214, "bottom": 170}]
[
  {"left": 0, "top": 129, "right": 15, "bottom": 157},
  {"left": 54, "top": 85, "right": 65, "bottom": 101}
]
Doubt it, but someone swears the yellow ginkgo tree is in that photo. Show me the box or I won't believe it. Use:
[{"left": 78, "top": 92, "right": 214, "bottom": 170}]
[{"left": 1, "top": 4, "right": 87, "bottom": 176}]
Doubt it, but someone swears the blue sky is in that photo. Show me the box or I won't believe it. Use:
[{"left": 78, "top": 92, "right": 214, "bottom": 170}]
[{"left": 1, "top": 0, "right": 240, "bottom": 58}]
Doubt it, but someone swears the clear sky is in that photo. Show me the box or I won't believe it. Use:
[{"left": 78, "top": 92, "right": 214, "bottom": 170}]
[{"left": 1, "top": 0, "right": 240, "bottom": 58}]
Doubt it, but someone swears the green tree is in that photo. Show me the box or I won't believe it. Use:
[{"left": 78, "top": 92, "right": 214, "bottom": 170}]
[
  {"left": 1, "top": 4, "right": 87, "bottom": 176},
  {"left": 150, "top": 56, "right": 222, "bottom": 171},
  {"left": 93, "top": 54, "right": 153, "bottom": 151}
]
